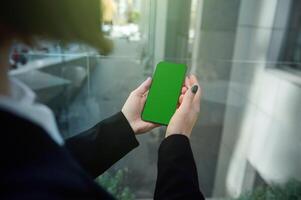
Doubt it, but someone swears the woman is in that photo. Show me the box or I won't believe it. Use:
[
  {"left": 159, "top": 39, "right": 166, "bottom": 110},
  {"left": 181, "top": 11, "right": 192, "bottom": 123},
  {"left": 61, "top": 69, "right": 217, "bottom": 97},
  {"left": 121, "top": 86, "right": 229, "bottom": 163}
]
[{"left": 0, "top": 0, "right": 204, "bottom": 199}]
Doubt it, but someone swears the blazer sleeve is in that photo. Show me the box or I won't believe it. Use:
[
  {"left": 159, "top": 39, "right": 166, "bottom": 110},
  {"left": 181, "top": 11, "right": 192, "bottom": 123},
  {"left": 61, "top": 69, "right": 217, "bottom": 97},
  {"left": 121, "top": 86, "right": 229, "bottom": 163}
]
[
  {"left": 65, "top": 112, "right": 139, "bottom": 178},
  {"left": 154, "top": 134, "right": 205, "bottom": 200}
]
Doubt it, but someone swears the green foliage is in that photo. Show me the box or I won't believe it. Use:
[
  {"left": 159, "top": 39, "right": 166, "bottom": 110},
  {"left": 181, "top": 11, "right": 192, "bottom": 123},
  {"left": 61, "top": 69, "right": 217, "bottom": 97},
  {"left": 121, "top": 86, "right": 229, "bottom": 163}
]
[
  {"left": 96, "top": 168, "right": 135, "bottom": 200},
  {"left": 235, "top": 180, "right": 301, "bottom": 200},
  {"left": 128, "top": 11, "right": 140, "bottom": 23}
]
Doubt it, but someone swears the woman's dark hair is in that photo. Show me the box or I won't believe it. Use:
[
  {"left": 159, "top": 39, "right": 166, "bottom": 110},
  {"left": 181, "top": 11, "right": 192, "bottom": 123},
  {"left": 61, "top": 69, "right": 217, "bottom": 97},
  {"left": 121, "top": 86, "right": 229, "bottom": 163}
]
[{"left": 0, "top": 0, "right": 112, "bottom": 54}]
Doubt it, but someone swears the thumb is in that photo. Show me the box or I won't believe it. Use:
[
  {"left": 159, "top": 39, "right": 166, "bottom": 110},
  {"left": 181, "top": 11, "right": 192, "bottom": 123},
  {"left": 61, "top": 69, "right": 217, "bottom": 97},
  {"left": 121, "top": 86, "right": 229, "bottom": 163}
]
[
  {"left": 134, "top": 77, "right": 152, "bottom": 95},
  {"left": 181, "top": 85, "right": 198, "bottom": 108}
]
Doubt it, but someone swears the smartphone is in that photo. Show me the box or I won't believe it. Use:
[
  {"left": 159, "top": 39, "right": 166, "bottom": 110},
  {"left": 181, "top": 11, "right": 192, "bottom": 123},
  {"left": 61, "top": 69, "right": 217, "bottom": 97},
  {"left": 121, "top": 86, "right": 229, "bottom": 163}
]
[{"left": 142, "top": 61, "right": 187, "bottom": 125}]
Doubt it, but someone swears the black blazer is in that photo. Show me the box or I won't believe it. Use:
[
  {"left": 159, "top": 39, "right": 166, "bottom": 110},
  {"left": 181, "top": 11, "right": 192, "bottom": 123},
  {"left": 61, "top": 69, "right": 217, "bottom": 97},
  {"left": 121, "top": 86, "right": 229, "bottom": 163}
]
[{"left": 0, "top": 109, "right": 204, "bottom": 200}]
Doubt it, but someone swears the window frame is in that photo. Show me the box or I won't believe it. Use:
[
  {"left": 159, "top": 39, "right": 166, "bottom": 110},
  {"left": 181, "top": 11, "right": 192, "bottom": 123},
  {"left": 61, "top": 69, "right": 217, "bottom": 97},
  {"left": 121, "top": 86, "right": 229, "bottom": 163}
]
[{"left": 267, "top": 0, "right": 301, "bottom": 86}]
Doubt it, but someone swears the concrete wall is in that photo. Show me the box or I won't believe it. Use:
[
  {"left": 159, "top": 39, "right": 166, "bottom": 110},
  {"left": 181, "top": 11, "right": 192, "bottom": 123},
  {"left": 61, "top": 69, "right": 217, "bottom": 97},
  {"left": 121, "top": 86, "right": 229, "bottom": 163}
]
[{"left": 214, "top": 0, "right": 301, "bottom": 197}]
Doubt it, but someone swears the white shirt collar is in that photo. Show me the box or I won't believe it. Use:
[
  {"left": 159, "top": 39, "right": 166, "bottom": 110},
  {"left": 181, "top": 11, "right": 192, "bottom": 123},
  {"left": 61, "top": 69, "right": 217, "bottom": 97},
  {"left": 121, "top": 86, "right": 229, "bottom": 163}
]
[{"left": 0, "top": 78, "right": 64, "bottom": 146}]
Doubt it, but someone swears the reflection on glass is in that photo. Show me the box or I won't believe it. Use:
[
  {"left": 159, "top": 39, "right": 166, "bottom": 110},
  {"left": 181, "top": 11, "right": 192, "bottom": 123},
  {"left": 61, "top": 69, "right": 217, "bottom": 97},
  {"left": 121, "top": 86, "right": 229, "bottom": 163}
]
[{"left": 9, "top": 0, "right": 301, "bottom": 199}]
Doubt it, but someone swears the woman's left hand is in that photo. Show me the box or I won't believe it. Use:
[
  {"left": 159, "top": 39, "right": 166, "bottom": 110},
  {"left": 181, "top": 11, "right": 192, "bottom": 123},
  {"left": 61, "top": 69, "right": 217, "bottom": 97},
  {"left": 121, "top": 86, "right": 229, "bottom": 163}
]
[{"left": 122, "top": 77, "right": 159, "bottom": 134}]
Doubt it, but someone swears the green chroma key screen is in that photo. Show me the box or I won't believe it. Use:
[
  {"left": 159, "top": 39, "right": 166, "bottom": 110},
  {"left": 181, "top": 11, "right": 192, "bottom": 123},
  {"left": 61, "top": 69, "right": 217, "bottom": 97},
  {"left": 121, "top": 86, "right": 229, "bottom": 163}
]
[{"left": 142, "top": 61, "right": 187, "bottom": 125}]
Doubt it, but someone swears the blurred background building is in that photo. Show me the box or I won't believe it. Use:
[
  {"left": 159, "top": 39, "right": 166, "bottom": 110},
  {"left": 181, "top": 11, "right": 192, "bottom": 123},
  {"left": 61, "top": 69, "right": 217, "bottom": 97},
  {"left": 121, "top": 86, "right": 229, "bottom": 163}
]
[{"left": 9, "top": 0, "right": 301, "bottom": 199}]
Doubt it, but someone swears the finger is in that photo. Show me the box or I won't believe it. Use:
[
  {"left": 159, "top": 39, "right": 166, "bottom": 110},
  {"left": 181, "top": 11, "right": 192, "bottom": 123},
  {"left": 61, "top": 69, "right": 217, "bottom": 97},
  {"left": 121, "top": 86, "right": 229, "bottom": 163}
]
[
  {"left": 143, "top": 91, "right": 149, "bottom": 97},
  {"left": 141, "top": 92, "right": 149, "bottom": 104},
  {"left": 139, "top": 91, "right": 151, "bottom": 109},
  {"left": 179, "top": 94, "right": 184, "bottom": 104},
  {"left": 189, "top": 74, "right": 199, "bottom": 85},
  {"left": 193, "top": 85, "right": 202, "bottom": 112},
  {"left": 181, "top": 85, "right": 198, "bottom": 108},
  {"left": 181, "top": 86, "right": 188, "bottom": 94},
  {"left": 192, "top": 80, "right": 202, "bottom": 111},
  {"left": 134, "top": 77, "right": 152, "bottom": 95},
  {"left": 194, "top": 84, "right": 202, "bottom": 102},
  {"left": 185, "top": 76, "right": 192, "bottom": 88},
  {"left": 145, "top": 122, "right": 161, "bottom": 129},
  {"left": 150, "top": 123, "right": 161, "bottom": 128},
  {"left": 189, "top": 75, "right": 201, "bottom": 102}
]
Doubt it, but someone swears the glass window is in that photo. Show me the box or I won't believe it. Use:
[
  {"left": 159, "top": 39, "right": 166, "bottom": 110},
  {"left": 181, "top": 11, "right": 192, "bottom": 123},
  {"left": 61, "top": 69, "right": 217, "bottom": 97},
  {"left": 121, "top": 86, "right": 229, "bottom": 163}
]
[
  {"left": 268, "top": 0, "right": 301, "bottom": 76},
  {"left": 8, "top": 0, "right": 301, "bottom": 199},
  {"left": 278, "top": 0, "right": 301, "bottom": 70}
]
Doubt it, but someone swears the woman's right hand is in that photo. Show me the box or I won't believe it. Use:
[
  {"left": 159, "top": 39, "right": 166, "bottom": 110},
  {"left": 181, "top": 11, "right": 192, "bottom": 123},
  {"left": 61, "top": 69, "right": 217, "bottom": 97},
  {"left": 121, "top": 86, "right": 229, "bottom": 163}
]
[{"left": 166, "top": 75, "right": 201, "bottom": 138}]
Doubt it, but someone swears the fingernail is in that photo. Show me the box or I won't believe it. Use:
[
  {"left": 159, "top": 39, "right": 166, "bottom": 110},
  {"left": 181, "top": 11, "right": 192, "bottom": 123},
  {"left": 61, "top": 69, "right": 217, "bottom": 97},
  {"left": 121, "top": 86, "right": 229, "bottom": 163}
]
[{"left": 191, "top": 85, "right": 198, "bottom": 94}]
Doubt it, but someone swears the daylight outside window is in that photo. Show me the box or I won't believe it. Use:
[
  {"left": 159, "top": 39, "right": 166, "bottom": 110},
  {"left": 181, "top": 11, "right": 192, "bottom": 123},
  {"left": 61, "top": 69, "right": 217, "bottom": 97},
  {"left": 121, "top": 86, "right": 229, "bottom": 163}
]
[{"left": 8, "top": 0, "right": 301, "bottom": 199}]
